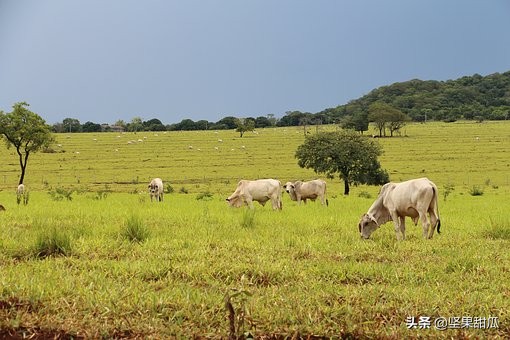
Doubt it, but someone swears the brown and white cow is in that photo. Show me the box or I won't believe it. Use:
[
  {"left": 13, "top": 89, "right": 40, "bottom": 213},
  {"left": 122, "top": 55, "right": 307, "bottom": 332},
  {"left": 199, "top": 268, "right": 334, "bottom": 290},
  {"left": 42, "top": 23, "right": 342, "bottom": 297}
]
[
  {"left": 283, "top": 179, "right": 328, "bottom": 206},
  {"left": 148, "top": 178, "right": 164, "bottom": 202},
  {"left": 358, "top": 178, "right": 441, "bottom": 240},
  {"left": 226, "top": 179, "right": 282, "bottom": 210}
]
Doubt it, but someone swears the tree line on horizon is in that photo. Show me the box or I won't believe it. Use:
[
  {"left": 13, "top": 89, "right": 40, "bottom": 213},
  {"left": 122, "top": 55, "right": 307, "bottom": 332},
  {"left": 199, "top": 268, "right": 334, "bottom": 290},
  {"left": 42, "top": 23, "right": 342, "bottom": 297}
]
[{"left": 52, "top": 71, "right": 510, "bottom": 135}]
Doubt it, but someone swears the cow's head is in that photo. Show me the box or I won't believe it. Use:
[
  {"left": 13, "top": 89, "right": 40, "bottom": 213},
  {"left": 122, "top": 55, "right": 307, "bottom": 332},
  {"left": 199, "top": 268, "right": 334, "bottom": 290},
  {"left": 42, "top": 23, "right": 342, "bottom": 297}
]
[
  {"left": 148, "top": 183, "right": 157, "bottom": 194},
  {"left": 283, "top": 182, "right": 294, "bottom": 193},
  {"left": 226, "top": 195, "right": 243, "bottom": 208},
  {"left": 358, "top": 213, "right": 379, "bottom": 239}
]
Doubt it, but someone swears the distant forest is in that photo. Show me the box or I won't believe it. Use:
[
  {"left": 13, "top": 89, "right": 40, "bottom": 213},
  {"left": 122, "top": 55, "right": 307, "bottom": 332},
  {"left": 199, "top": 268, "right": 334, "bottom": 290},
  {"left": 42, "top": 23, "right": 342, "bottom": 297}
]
[{"left": 53, "top": 71, "right": 510, "bottom": 133}]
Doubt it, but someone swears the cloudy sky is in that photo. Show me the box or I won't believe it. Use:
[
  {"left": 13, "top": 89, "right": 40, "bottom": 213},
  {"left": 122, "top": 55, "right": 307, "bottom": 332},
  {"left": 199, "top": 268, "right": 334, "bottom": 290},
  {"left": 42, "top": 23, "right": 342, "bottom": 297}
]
[{"left": 1, "top": 0, "right": 509, "bottom": 125}]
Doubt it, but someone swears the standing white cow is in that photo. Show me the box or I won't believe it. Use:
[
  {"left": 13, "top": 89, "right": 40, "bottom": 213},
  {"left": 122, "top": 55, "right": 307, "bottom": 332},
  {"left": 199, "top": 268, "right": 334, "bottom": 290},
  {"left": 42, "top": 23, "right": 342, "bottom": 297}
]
[
  {"left": 358, "top": 178, "right": 441, "bottom": 240},
  {"left": 283, "top": 179, "right": 328, "bottom": 206},
  {"left": 226, "top": 179, "right": 282, "bottom": 210},
  {"left": 148, "top": 178, "right": 164, "bottom": 202},
  {"left": 16, "top": 184, "right": 28, "bottom": 205}
]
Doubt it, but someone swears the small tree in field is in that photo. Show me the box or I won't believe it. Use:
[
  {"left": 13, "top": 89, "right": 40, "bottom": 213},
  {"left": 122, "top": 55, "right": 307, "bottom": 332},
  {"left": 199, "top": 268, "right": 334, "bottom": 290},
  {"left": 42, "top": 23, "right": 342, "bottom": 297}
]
[
  {"left": 295, "top": 131, "right": 389, "bottom": 195},
  {"left": 235, "top": 118, "right": 255, "bottom": 137},
  {"left": 0, "top": 102, "right": 55, "bottom": 185}
]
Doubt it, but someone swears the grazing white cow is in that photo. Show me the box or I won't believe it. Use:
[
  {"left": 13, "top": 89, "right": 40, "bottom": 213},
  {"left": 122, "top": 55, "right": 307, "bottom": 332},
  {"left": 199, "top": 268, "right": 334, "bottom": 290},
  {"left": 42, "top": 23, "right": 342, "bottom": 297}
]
[
  {"left": 358, "top": 178, "right": 441, "bottom": 240},
  {"left": 283, "top": 179, "right": 328, "bottom": 206},
  {"left": 226, "top": 179, "right": 282, "bottom": 210},
  {"left": 16, "top": 184, "right": 28, "bottom": 205},
  {"left": 148, "top": 178, "right": 164, "bottom": 202}
]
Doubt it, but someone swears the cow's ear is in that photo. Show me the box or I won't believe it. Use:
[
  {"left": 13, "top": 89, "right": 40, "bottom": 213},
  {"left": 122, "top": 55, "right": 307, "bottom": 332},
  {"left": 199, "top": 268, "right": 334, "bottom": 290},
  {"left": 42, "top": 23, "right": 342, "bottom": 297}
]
[{"left": 368, "top": 214, "right": 378, "bottom": 226}]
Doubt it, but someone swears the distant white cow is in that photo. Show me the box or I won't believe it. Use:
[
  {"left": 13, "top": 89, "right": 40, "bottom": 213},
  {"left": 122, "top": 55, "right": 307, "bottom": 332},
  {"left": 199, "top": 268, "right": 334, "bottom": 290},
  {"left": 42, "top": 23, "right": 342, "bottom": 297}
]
[
  {"left": 16, "top": 184, "right": 28, "bottom": 205},
  {"left": 358, "top": 178, "right": 441, "bottom": 240},
  {"left": 226, "top": 179, "right": 282, "bottom": 210},
  {"left": 148, "top": 178, "right": 164, "bottom": 202},
  {"left": 283, "top": 179, "right": 328, "bottom": 206}
]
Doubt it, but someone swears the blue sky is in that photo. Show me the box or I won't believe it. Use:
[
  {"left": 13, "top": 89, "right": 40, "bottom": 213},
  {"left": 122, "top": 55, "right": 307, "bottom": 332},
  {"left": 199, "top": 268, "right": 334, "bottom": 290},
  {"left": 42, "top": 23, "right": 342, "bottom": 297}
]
[{"left": 1, "top": 0, "right": 510, "bottom": 125}]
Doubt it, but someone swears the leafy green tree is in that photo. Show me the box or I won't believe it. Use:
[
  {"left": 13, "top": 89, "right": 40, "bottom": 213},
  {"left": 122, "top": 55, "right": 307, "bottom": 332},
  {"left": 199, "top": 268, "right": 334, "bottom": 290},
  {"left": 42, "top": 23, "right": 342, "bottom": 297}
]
[
  {"left": 235, "top": 118, "right": 255, "bottom": 137},
  {"left": 387, "top": 110, "right": 411, "bottom": 136},
  {"left": 255, "top": 116, "right": 271, "bottom": 128},
  {"left": 368, "top": 103, "right": 390, "bottom": 137},
  {"left": 127, "top": 117, "right": 143, "bottom": 132},
  {"left": 81, "top": 121, "right": 102, "bottom": 132},
  {"left": 62, "top": 118, "right": 82, "bottom": 132},
  {"left": 295, "top": 131, "right": 389, "bottom": 195},
  {"left": 216, "top": 116, "right": 238, "bottom": 129},
  {"left": 0, "top": 102, "right": 55, "bottom": 185},
  {"left": 368, "top": 102, "right": 407, "bottom": 137},
  {"left": 143, "top": 118, "right": 166, "bottom": 131}
]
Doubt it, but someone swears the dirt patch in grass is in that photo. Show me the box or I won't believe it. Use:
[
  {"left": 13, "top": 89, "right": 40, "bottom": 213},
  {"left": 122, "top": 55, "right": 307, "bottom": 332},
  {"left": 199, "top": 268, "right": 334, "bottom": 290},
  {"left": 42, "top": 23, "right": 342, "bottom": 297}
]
[{"left": 0, "top": 327, "right": 84, "bottom": 340}]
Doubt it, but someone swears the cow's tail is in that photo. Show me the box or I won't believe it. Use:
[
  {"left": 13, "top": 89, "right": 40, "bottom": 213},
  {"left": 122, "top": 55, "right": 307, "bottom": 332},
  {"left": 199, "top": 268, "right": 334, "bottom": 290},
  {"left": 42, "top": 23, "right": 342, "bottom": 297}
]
[
  {"left": 431, "top": 184, "right": 441, "bottom": 234},
  {"left": 324, "top": 181, "right": 329, "bottom": 207}
]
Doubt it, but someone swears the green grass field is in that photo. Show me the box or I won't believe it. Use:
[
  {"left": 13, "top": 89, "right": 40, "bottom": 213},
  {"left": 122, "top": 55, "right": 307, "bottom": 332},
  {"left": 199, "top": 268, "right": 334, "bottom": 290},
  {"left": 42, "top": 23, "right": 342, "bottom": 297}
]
[{"left": 0, "top": 121, "right": 509, "bottom": 338}]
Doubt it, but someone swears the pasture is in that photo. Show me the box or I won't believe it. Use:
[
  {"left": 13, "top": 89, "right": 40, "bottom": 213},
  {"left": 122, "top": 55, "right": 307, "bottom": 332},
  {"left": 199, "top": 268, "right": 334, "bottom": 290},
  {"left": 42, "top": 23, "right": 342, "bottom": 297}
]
[{"left": 0, "top": 121, "right": 509, "bottom": 338}]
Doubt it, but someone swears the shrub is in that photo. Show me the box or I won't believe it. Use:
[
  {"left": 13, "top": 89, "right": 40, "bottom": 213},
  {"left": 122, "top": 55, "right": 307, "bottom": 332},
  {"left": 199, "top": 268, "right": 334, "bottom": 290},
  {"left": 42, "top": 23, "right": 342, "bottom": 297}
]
[
  {"left": 358, "top": 191, "right": 372, "bottom": 199},
  {"left": 121, "top": 215, "right": 149, "bottom": 243},
  {"left": 165, "top": 185, "right": 174, "bottom": 194},
  {"left": 179, "top": 186, "right": 189, "bottom": 194},
  {"left": 468, "top": 185, "right": 484, "bottom": 196},
  {"left": 48, "top": 187, "right": 74, "bottom": 201},
  {"left": 34, "top": 228, "right": 72, "bottom": 258},
  {"left": 196, "top": 191, "right": 213, "bottom": 201},
  {"left": 443, "top": 182, "right": 455, "bottom": 201}
]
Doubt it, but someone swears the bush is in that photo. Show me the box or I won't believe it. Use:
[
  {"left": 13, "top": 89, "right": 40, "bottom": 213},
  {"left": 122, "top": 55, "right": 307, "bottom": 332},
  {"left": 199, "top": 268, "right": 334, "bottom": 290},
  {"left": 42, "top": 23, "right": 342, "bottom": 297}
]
[
  {"left": 48, "top": 187, "right": 74, "bottom": 201},
  {"left": 443, "top": 182, "right": 455, "bottom": 201},
  {"left": 34, "top": 228, "right": 72, "bottom": 258},
  {"left": 179, "top": 187, "right": 189, "bottom": 194},
  {"left": 468, "top": 185, "right": 484, "bottom": 196},
  {"left": 357, "top": 191, "right": 372, "bottom": 199},
  {"left": 121, "top": 215, "right": 149, "bottom": 243},
  {"left": 165, "top": 185, "right": 174, "bottom": 194},
  {"left": 196, "top": 191, "right": 213, "bottom": 201}
]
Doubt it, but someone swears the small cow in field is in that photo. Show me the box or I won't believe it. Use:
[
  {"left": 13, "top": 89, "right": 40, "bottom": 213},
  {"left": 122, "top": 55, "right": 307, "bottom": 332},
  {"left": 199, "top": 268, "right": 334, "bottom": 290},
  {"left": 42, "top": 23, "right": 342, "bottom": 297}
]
[
  {"left": 148, "top": 178, "right": 164, "bottom": 202},
  {"left": 226, "top": 179, "right": 282, "bottom": 210},
  {"left": 283, "top": 179, "right": 328, "bottom": 206},
  {"left": 16, "top": 184, "right": 29, "bottom": 205},
  {"left": 358, "top": 178, "right": 441, "bottom": 240}
]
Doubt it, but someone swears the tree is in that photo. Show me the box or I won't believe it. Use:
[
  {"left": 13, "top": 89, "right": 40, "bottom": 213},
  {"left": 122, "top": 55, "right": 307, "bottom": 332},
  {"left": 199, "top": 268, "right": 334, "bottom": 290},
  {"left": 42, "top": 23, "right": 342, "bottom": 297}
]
[
  {"left": 143, "top": 118, "right": 166, "bottom": 131},
  {"left": 0, "top": 102, "right": 55, "bottom": 185},
  {"left": 216, "top": 116, "right": 238, "bottom": 129},
  {"left": 235, "top": 118, "right": 255, "bottom": 137},
  {"left": 127, "top": 117, "right": 143, "bottom": 132},
  {"left": 387, "top": 110, "right": 410, "bottom": 136},
  {"left": 255, "top": 116, "right": 271, "bottom": 128},
  {"left": 295, "top": 131, "right": 389, "bottom": 195},
  {"left": 81, "top": 121, "right": 102, "bottom": 132},
  {"left": 62, "top": 117, "right": 82, "bottom": 132},
  {"left": 368, "top": 102, "right": 391, "bottom": 137}
]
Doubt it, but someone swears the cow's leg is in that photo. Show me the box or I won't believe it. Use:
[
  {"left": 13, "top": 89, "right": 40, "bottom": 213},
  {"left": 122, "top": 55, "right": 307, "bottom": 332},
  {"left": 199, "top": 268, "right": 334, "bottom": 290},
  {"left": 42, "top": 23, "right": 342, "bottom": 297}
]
[
  {"left": 399, "top": 216, "right": 406, "bottom": 240},
  {"left": 390, "top": 211, "right": 402, "bottom": 240},
  {"left": 428, "top": 211, "right": 438, "bottom": 239},
  {"left": 246, "top": 198, "right": 254, "bottom": 209},
  {"left": 420, "top": 212, "right": 431, "bottom": 239}
]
